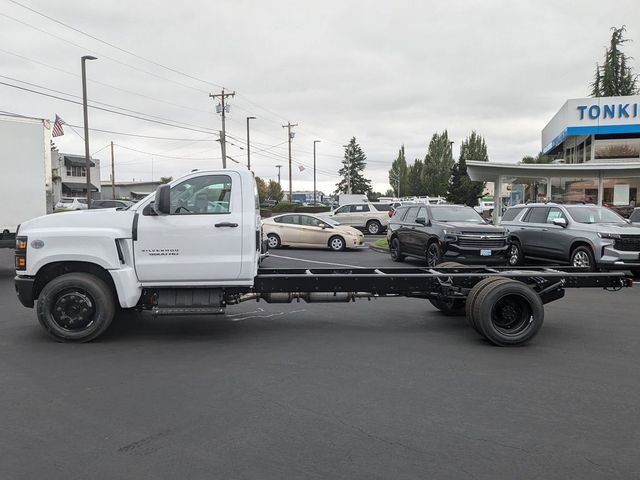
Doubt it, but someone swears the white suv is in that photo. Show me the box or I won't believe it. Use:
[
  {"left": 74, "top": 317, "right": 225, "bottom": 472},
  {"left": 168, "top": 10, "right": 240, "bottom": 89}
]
[
  {"left": 325, "top": 202, "right": 393, "bottom": 234},
  {"left": 55, "top": 197, "right": 88, "bottom": 211}
]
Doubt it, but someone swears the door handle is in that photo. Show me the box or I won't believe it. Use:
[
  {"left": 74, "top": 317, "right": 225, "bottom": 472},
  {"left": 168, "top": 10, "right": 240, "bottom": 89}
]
[
  {"left": 215, "top": 222, "right": 238, "bottom": 228},
  {"left": 541, "top": 228, "right": 548, "bottom": 232}
]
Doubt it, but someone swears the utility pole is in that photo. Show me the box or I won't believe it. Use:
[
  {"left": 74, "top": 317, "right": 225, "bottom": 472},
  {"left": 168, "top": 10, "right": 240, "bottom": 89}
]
[
  {"left": 81, "top": 55, "right": 97, "bottom": 207},
  {"left": 209, "top": 88, "right": 235, "bottom": 169},
  {"left": 313, "top": 140, "right": 320, "bottom": 205},
  {"left": 246, "top": 116, "right": 256, "bottom": 170},
  {"left": 282, "top": 122, "right": 297, "bottom": 200},
  {"left": 110, "top": 141, "right": 115, "bottom": 199},
  {"left": 275, "top": 165, "right": 282, "bottom": 185}
]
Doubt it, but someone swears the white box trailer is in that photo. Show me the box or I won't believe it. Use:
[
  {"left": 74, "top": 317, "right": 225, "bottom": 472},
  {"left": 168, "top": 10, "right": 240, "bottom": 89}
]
[{"left": 0, "top": 114, "right": 53, "bottom": 247}]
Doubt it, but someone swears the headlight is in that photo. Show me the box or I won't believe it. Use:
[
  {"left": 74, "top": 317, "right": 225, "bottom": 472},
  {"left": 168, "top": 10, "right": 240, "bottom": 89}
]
[
  {"left": 442, "top": 229, "right": 458, "bottom": 241},
  {"left": 597, "top": 232, "right": 620, "bottom": 239}
]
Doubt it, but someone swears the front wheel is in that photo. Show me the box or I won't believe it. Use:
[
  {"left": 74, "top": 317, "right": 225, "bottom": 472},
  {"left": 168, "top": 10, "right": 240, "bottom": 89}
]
[
  {"left": 329, "top": 236, "right": 346, "bottom": 251},
  {"left": 36, "top": 272, "right": 116, "bottom": 342},
  {"left": 366, "top": 220, "right": 382, "bottom": 235},
  {"left": 389, "top": 237, "right": 405, "bottom": 262},
  {"left": 426, "top": 242, "right": 442, "bottom": 267},
  {"left": 570, "top": 245, "right": 595, "bottom": 271}
]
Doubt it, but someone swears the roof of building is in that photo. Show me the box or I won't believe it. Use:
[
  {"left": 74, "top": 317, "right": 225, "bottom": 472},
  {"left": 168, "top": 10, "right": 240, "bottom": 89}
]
[
  {"left": 63, "top": 154, "right": 96, "bottom": 168},
  {"left": 100, "top": 181, "right": 161, "bottom": 187},
  {"left": 62, "top": 181, "right": 99, "bottom": 191}
]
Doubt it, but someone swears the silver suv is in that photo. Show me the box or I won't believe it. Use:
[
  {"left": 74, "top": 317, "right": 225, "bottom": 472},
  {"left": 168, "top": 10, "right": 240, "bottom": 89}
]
[{"left": 501, "top": 203, "right": 640, "bottom": 274}]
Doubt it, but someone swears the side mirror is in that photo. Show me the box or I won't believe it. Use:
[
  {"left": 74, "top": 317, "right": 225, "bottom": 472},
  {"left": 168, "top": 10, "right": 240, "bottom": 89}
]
[
  {"left": 553, "top": 217, "right": 567, "bottom": 228},
  {"left": 319, "top": 223, "right": 327, "bottom": 229},
  {"left": 153, "top": 184, "right": 171, "bottom": 215},
  {"left": 415, "top": 217, "right": 427, "bottom": 225}
]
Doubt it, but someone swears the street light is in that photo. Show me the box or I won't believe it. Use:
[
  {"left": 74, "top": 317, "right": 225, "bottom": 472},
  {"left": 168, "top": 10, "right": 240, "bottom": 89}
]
[
  {"left": 313, "top": 140, "right": 320, "bottom": 205},
  {"left": 81, "top": 55, "right": 97, "bottom": 207},
  {"left": 246, "top": 116, "right": 256, "bottom": 170}
]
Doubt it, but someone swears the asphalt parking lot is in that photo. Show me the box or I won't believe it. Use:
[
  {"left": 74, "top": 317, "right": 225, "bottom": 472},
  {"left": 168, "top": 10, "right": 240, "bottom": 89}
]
[{"left": 1, "top": 244, "right": 639, "bottom": 479}]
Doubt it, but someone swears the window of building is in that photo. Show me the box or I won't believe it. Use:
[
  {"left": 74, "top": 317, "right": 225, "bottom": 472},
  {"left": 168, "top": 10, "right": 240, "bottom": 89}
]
[
  {"left": 501, "top": 177, "right": 548, "bottom": 206},
  {"left": 603, "top": 178, "right": 640, "bottom": 208},
  {"left": 594, "top": 139, "right": 640, "bottom": 160},
  {"left": 550, "top": 177, "right": 599, "bottom": 204},
  {"left": 66, "top": 166, "right": 86, "bottom": 177}
]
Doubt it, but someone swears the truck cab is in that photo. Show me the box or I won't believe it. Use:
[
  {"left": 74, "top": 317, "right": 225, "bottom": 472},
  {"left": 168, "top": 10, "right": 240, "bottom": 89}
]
[{"left": 15, "top": 169, "right": 261, "bottom": 341}]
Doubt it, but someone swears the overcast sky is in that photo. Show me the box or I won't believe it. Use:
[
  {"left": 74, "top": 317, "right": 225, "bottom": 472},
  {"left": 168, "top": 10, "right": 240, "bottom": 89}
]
[{"left": 1, "top": 0, "right": 639, "bottom": 193}]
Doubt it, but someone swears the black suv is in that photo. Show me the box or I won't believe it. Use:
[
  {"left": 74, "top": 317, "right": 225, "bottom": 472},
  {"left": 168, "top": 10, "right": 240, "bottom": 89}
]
[{"left": 387, "top": 204, "right": 509, "bottom": 266}]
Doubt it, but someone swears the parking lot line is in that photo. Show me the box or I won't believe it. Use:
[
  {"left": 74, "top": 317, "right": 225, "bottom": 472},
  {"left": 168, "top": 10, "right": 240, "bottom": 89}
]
[{"left": 267, "top": 254, "right": 366, "bottom": 269}]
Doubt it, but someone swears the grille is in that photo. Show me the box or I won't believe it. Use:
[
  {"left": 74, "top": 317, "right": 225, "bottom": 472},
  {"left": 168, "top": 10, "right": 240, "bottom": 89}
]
[
  {"left": 614, "top": 236, "right": 640, "bottom": 251},
  {"left": 456, "top": 235, "right": 507, "bottom": 249}
]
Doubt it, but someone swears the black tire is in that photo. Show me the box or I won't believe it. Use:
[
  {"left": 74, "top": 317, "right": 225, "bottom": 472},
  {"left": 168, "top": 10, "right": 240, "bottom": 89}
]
[
  {"left": 366, "top": 220, "right": 382, "bottom": 235},
  {"left": 426, "top": 242, "right": 443, "bottom": 267},
  {"left": 465, "top": 277, "right": 512, "bottom": 333},
  {"left": 472, "top": 279, "right": 544, "bottom": 346},
  {"left": 570, "top": 245, "right": 595, "bottom": 271},
  {"left": 36, "top": 272, "right": 116, "bottom": 342},
  {"left": 389, "top": 237, "right": 405, "bottom": 262},
  {"left": 508, "top": 240, "right": 524, "bottom": 266},
  {"left": 267, "top": 233, "right": 281, "bottom": 249},
  {"left": 429, "top": 262, "right": 465, "bottom": 315},
  {"left": 329, "top": 235, "right": 346, "bottom": 251}
]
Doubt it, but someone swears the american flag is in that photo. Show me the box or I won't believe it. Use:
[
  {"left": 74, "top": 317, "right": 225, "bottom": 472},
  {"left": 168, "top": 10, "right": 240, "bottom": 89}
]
[{"left": 52, "top": 114, "right": 65, "bottom": 137}]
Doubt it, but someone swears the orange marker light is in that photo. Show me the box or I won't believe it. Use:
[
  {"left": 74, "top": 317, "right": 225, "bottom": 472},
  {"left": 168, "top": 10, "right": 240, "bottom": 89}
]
[{"left": 16, "top": 238, "right": 27, "bottom": 250}]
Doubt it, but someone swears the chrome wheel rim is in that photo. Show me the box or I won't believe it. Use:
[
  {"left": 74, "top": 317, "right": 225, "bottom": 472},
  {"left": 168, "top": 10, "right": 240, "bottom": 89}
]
[
  {"left": 509, "top": 244, "right": 520, "bottom": 265},
  {"left": 331, "top": 238, "right": 343, "bottom": 250},
  {"left": 572, "top": 251, "right": 590, "bottom": 267},
  {"left": 368, "top": 222, "right": 379, "bottom": 234},
  {"left": 427, "top": 245, "right": 439, "bottom": 267},
  {"left": 267, "top": 236, "right": 279, "bottom": 248}
]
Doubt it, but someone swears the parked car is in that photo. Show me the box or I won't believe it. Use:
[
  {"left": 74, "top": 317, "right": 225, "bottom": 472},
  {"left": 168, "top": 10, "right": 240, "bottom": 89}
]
[
  {"left": 260, "top": 199, "right": 278, "bottom": 209},
  {"left": 387, "top": 204, "right": 509, "bottom": 266},
  {"left": 54, "top": 197, "right": 88, "bottom": 211},
  {"left": 90, "top": 199, "right": 134, "bottom": 210},
  {"left": 325, "top": 202, "right": 392, "bottom": 234},
  {"left": 502, "top": 203, "right": 640, "bottom": 274},
  {"left": 603, "top": 202, "right": 635, "bottom": 218},
  {"left": 263, "top": 213, "right": 364, "bottom": 251}
]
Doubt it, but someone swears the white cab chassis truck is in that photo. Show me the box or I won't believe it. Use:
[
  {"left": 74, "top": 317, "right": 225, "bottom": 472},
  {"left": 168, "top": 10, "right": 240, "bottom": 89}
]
[
  {"left": 14, "top": 169, "right": 631, "bottom": 345},
  {"left": 0, "top": 114, "right": 53, "bottom": 247}
]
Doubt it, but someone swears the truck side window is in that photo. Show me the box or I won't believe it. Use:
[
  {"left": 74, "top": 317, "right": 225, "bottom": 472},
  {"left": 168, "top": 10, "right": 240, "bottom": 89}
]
[
  {"left": 350, "top": 204, "right": 370, "bottom": 212},
  {"left": 334, "top": 206, "right": 350, "bottom": 214},
  {"left": 169, "top": 175, "right": 232, "bottom": 215}
]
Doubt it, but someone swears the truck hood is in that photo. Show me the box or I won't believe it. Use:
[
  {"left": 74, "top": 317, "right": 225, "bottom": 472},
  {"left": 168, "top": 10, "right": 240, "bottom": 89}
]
[
  {"left": 20, "top": 208, "right": 137, "bottom": 236},
  {"left": 589, "top": 223, "right": 640, "bottom": 235},
  {"left": 434, "top": 221, "right": 506, "bottom": 234}
]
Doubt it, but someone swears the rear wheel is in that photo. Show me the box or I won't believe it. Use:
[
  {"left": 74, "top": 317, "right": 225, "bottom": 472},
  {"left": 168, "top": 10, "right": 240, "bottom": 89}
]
[
  {"left": 472, "top": 279, "right": 544, "bottom": 346},
  {"left": 389, "top": 237, "right": 405, "bottom": 262},
  {"left": 36, "top": 273, "right": 115, "bottom": 342},
  {"left": 366, "top": 220, "right": 382, "bottom": 235},
  {"left": 465, "top": 277, "right": 512, "bottom": 333},
  {"left": 570, "top": 245, "right": 595, "bottom": 271},
  {"left": 267, "top": 233, "right": 281, "bottom": 249},
  {"left": 329, "top": 236, "right": 346, "bottom": 251}
]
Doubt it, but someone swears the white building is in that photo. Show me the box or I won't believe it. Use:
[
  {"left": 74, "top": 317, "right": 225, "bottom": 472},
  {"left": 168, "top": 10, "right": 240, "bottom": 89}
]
[{"left": 52, "top": 151, "right": 101, "bottom": 203}]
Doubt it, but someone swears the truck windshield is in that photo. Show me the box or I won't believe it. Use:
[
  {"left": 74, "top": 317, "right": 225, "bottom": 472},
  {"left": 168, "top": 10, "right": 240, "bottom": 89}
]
[
  {"left": 430, "top": 206, "right": 484, "bottom": 223},
  {"left": 565, "top": 206, "right": 626, "bottom": 224}
]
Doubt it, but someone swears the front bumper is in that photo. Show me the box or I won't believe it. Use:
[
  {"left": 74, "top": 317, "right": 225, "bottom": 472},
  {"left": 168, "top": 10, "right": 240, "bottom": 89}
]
[
  {"left": 15, "top": 275, "right": 35, "bottom": 308},
  {"left": 443, "top": 242, "right": 510, "bottom": 265},
  {"left": 597, "top": 242, "right": 640, "bottom": 270}
]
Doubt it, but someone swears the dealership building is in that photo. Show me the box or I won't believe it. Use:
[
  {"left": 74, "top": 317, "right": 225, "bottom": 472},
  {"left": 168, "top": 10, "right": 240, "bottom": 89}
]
[{"left": 468, "top": 95, "right": 640, "bottom": 222}]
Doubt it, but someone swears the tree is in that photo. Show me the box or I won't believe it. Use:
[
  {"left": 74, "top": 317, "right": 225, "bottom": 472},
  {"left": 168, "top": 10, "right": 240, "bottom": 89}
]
[
  {"left": 267, "top": 179, "right": 284, "bottom": 202},
  {"left": 335, "top": 137, "right": 372, "bottom": 194},
  {"left": 406, "top": 159, "right": 424, "bottom": 196},
  {"left": 159, "top": 176, "right": 173, "bottom": 184},
  {"left": 422, "top": 130, "right": 454, "bottom": 197},
  {"left": 521, "top": 152, "right": 554, "bottom": 164},
  {"left": 388, "top": 145, "right": 409, "bottom": 197},
  {"left": 383, "top": 188, "right": 395, "bottom": 197},
  {"left": 590, "top": 26, "right": 639, "bottom": 96},
  {"left": 447, "top": 131, "right": 487, "bottom": 206},
  {"left": 255, "top": 176, "right": 268, "bottom": 202}
]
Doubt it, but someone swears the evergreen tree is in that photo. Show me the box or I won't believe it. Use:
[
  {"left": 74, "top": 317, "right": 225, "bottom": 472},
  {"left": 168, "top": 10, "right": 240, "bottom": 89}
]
[
  {"left": 406, "top": 159, "right": 424, "bottom": 196},
  {"left": 521, "top": 152, "right": 554, "bottom": 164},
  {"left": 336, "top": 137, "right": 372, "bottom": 194},
  {"left": 446, "top": 131, "right": 487, "bottom": 206},
  {"left": 159, "top": 176, "right": 173, "bottom": 184},
  {"left": 590, "top": 26, "right": 639, "bottom": 96},
  {"left": 388, "top": 145, "right": 409, "bottom": 197},
  {"left": 267, "top": 179, "right": 284, "bottom": 201},
  {"left": 422, "top": 130, "right": 454, "bottom": 197}
]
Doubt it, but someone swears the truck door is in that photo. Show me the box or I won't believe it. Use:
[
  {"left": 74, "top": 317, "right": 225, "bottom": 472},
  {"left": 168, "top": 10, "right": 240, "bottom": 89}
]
[{"left": 133, "top": 173, "right": 243, "bottom": 283}]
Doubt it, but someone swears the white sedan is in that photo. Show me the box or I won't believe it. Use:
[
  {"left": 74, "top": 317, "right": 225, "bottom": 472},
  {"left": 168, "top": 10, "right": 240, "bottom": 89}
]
[{"left": 263, "top": 213, "right": 364, "bottom": 251}]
